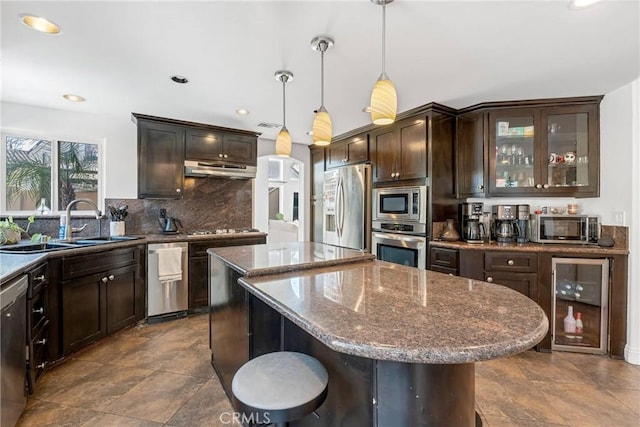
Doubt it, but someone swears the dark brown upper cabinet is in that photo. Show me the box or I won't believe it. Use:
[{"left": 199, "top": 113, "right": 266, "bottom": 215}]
[
  {"left": 371, "top": 117, "right": 426, "bottom": 183},
  {"left": 133, "top": 113, "right": 259, "bottom": 199},
  {"left": 456, "top": 96, "right": 602, "bottom": 198},
  {"left": 137, "top": 120, "right": 185, "bottom": 199},
  {"left": 456, "top": 111, "right": 485, "bottom": 198},
  {"left": 185, "top": 130, "right": 256, "bottom": 166},
  {"left": 326, "top": 134, "right": 369, "bottom": 169}
]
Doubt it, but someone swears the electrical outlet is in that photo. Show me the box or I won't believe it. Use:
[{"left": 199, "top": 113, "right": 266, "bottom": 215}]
[{"left": 612, "top": 211, "right": 625, "bottom": 225}]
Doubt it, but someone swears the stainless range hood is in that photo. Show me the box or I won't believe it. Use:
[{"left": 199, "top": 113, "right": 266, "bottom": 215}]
[{"left": 184, "top": 160, "right": 256, "bottom": 179}]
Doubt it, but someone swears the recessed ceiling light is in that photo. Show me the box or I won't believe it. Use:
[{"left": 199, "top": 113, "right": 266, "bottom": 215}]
[
  {"left": 236, "top": 109, "right": 250, "bottom": 115},
  {"left": 170, "top": 75, "right": 189, "bottom": 84},
  {"left": 19, "top": 14, "right": 61, "bottom": 34},
  {"left": 568, "top": 0, "right": 601, "bottom": 9},
  {"left": 63, "top": 94, "right": 86, "bottom": 102}
]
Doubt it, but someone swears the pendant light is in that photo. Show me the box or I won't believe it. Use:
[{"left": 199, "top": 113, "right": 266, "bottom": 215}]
[
  {"left": 311, "top": 36, "right": 334, "bottom": 146},
  {"left": 274, "top": 70, "right": 293, "bottom": 157},
  {"left": 370, "top": 0, "right": 397, "bottom": 125}
]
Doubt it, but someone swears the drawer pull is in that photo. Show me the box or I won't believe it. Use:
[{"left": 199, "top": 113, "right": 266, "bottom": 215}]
[
  {"left": 507, "top": 259, "right": 515, "bottom": 266},
  {"left": 32, "top": 307, "right": 44, "bottom": 315},
  {"left": 34, "top": 275, "right": 46, "bottom": 281},
  {"left": 36, "top": 362, "right": 47, "bottom": 370},
  {"left": 486, "top": 276, "right": 494, "bottom": 283},
  {"left": 108, "top": 274, "right": 115, "bottom": 281},
  {"left": 36, "top": 338, "right": 47, "bottom": 345},
  {"left": 101, "top": 277, "right": 108, "bottom": 283}
]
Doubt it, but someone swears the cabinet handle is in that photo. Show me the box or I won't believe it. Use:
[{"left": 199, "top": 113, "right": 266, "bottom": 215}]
[
  {"left": 108, "top": 274, "right": 115, "bottom": 281},
  {"left": 36, "top": 362, "right": 47, "bottom": 370},
  {"left": 223, "top": 154, "right": 228, "bottom": 158},
  {"left": 32, "top": 307, "right": 44, "bottom": 314},
  {"left": 176, "top": 188, "right": 181, "bottom": 193},
  {"left": 34, "top": 275, "right": 46, "bottom": 281},
  {"left": 543, "top": 184, "right": 550, "bottom": 189},
  {"left": 507, "top": 259, "right": 514, "bottom": 266},
  {"left": 101, "top": 276, "right": 108, "bottom": 283},
  {"left": 218, "top": 153, "right": 223, "bottom": 158},
  {"left": 486, "top": 276, "right": 494, "bottom": 283},
  {"left": 36, "top": 338, "right": 47, "bottom": 345},
  {"left": 477, "top": 184, "right": 484, "bottom": 190},
  {"left": 535, "top": 184, "right": 542, "bottom": 189}
]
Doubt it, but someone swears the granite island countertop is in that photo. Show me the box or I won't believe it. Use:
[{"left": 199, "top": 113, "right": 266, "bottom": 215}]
[
  {"left": 236, "top": 258, "right": 548, "bottom": 364},
  {"left": 208, "top": 241, "right": 375, "bottom": 277}
]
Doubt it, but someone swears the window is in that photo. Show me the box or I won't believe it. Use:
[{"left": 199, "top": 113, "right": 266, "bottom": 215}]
[{"left": 2, "top": 133, "right": 102, "bottom": 214}]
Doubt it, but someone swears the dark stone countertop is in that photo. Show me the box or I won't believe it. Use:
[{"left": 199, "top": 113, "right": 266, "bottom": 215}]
[
  {"left": 0, "top": 232, "right": 266, "bottom": 283},
  {"left": 429, "top": 239, "right": 629, "bottom": 255},
  {"left": 208, "top": 241, "right": 375, "bottom": 277},
  {"left": 144, "top": 231, "right": 267, "bottom": 244},
  {"left": 0, "top": 253, "right": 47, "bottom": 285},
  {"left": 238, "top": 259, "right": 548, "bottom": 364}
]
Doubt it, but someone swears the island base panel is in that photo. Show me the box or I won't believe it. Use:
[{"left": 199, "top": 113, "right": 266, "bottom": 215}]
[
  {"left": 283, "top": 318, "right": 375, "bottom": 426},
  {"left": 376, "top": 360, "right": 476, "bottom": 426}
]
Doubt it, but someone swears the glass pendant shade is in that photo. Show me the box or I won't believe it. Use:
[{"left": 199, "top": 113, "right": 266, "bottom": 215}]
[
  {"left": 370, "top": 74, "right": 397, "bottom": 125},
  {"left": 312, "top": 106, "right": 332, "bottom": 146},
  {"left": 274, "top": 70, "right": 293, "bottom": 157},
  {"left": 311, "top": 36, "right": 334, "bottom": 147},
  {"left": 275, "top": 126, "right": 292, "bottom": 157}
]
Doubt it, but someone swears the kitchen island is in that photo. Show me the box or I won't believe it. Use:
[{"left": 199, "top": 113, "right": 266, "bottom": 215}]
[{"left": 208, "top": 242, "right": 548, "bottom": 426}]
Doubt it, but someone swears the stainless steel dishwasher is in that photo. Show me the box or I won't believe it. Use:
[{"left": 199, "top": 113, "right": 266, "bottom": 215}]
[
  {"left": 1, "top": 274, "right": 28, "bottom": 427},
  {"left": 147, "top": 242, "right": 188, "bottom": 322}
]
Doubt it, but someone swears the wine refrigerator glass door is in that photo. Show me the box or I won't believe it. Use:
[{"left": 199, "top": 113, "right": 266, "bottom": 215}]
[{"left": 551, "top": 257, "right": 609, "bottom": 354}]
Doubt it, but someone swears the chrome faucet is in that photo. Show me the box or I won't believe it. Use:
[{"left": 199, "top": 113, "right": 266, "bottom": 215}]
[{"left": 64, "top": 198, "right": 102, "bottom": 241}]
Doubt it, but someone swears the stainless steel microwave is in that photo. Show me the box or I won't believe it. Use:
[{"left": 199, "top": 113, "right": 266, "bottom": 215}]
[
  {"left": 372, "top": 186, "right": 426, "bottom": 223},
  {"left": 530, "top": 214, "right": 600, "bottom": 244}
]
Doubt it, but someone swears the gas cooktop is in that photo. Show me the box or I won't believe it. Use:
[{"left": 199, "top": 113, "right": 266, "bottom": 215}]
[{"left": 188, "top": 228, "right": 260, "bottom": 236}]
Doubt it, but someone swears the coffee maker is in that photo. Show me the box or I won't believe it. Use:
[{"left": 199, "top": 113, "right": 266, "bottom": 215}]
[
  {"left": 492, "top": 205, "right": 517, "bottom": 243},
  {"left": 514, "top": 204, "right": 530, "bottom": 243},
  {"left": 459, "top": 202, "right": 486, "bottom": 243}
]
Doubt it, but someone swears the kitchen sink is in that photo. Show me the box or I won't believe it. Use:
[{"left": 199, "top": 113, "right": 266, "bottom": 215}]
[
  {"left": 0, "top": 242, "right": 81, "bottom": 253},
  {"left": 0, "top": 236, "right": 143, "bottom": 253},
  {"left": 73, "top": 236, "right": 143, "bottom": 244}
]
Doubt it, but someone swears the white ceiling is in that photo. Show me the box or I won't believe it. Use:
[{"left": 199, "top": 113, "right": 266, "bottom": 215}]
[{"left": 2, "top": 1, "right": 639, "bottom": 144}]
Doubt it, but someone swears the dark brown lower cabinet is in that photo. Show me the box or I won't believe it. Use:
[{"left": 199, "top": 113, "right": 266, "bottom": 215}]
[
  {"left": 189, "top": 236, "right": 266, "bottom": 312},
  {"left": 434, "top": 245, "right": 628, "bottom": 359},
  {"left": 61, "top": 246, "right": 145, "bottom": 356},
  {"left": 26, "top": 262, "right": 49, "bottom": 393}
]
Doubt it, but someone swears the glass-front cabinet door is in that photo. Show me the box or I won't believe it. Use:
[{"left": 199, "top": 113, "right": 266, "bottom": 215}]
[
  {"left": 488, "top": 103, "right": 599, "bottom": 197},
  {"left": 488, "top": 109, "right": 538, "bottom": 195},
  {"left": 540, "top": 104, "right": 599, "bottom": 197}
]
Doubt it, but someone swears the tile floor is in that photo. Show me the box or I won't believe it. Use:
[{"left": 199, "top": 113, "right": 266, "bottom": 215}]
[{"left": 17, "top": 314, "right": 640, "bottom": 427}]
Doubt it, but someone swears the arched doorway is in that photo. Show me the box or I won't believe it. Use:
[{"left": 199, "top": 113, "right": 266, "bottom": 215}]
[{"left": 254, "top": 155, "right": 305, "bottom": 243}]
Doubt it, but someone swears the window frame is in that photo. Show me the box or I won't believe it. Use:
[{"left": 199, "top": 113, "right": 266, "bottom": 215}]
[{"left": 1, "top": 129, "right": 105, "bottom": 216}]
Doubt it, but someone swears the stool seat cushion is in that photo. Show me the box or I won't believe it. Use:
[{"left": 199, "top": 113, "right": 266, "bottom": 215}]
[{"left": 232, "top": 352, "right": 328, "bottom": 423}]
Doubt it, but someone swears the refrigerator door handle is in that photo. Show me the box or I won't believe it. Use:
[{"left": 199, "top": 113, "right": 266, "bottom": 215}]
[{"left": 337, "top": 176, "right": 345, "bottom": 238}]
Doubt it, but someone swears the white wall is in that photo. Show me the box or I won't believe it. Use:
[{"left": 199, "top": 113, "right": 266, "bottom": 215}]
[
  {"left": 1, "top": 102, "right": 138, "bottom": 199},
  {"left": 626, "top": 78, "right": 640, "bottom": 364}
]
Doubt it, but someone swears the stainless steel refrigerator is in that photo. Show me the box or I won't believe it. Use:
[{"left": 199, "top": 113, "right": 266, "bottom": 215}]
[{"left": 323, "top": 164, "right": 371, "bottom": 251}]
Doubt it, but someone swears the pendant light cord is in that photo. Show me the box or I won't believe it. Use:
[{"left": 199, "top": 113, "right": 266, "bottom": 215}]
[
  {"left": 282, "top": 78, "right": 286, "bottom": 128},
  {"left": 381, "top": 2, "right": 386, "bottom": 75},
  {"left": 320, "top": 43, "right": 325, "bottom": 107}
]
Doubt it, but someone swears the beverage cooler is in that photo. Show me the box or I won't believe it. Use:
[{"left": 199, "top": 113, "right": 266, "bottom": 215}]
[{"left": 552, "top": 257, "right": 609, "bottom": 354}]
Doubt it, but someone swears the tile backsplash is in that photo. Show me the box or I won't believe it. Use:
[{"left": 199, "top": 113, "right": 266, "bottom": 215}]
[{"left": 6, "top": 177, "right": 253, "bottom": 238}]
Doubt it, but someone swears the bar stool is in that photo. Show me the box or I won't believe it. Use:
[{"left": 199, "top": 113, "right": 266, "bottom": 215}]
[{"left": 232, "top": 351, "right": 328, "bottom": 427}]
